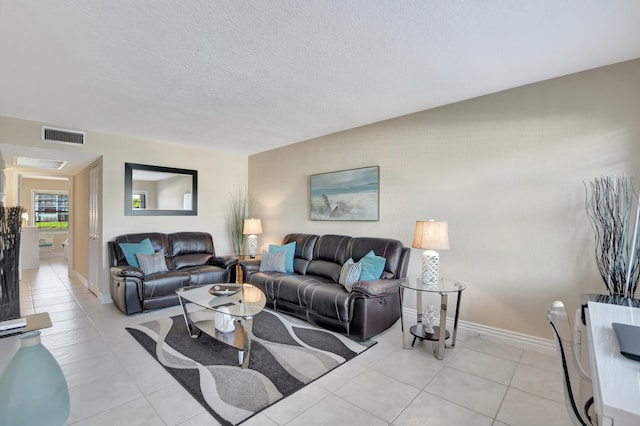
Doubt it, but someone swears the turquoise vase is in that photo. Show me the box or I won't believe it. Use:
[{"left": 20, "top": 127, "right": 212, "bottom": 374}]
[{"left": 0, "top": 330, "right": 70, "bottom": 425}]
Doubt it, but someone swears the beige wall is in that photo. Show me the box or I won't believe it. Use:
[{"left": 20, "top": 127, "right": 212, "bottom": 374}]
[
  {"left": 157, "top": 175, "right": 191, "bottom": 210},
  {"left": 3, "top": 59, "right": 639, "bottom": 340},
  {"left": 19, "top": 177, "right": 70, "bottom": 251},
  {"left": 19, "top": 177, "right": 69, "bottom": 222},
  {"left": 248, "top": 59, "right": 640, "bottom": 339},
  {"left": 0, "top": 116, "right": 248, "bottom": 301}
]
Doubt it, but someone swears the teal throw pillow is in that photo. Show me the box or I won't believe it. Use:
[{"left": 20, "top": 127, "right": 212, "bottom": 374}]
[
  {"left": 269, "top": 242, "right": 296, "bottom": 273},
  {"left": 119, "top": 238, "right": 154, "bottom": 268},
  {"left": 358, "top": 250, "right": 386, "bottom": 280}
]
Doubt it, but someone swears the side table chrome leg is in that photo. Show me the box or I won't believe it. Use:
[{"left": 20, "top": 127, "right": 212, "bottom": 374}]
[
  {"left": 451, "top": 291, "right": 463, "bottom": 346},
  {"left": 399, "top": 287, "right": 408, "bottom": 349},
  {"left": 434, "top": 293, "right": 448, "bottom": 360},
  {"left": 178, "top": 296, "right": 200, "bottom": 338},
  {"left": 415, "top": 289, "right": 424, "bottom": 347},
  {"left": 416, "top": 289, "right": 423, "bottom": 325}
]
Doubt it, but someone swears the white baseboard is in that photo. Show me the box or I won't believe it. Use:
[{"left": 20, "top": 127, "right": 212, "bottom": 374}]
[
  {"left": 40, "top": 250, "right": 63, "bottom": 259},
  {"left": 68, "top": 269, "right": 104, "bottom": 301},
  {"left": 403, "top": 307, "right": 555, "bottom": 355},
  {"left": 70, "top": 269, "right": 88, "bottom": 287}
]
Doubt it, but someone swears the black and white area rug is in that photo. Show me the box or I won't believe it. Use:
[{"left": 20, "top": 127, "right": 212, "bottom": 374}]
[{"left": 126, "top": 309, "right": 376, "bottom": 425}]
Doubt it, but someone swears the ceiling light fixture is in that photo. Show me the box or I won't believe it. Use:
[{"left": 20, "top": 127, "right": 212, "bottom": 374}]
[{"left": 15, "top": 157, "right": 67, "bottom": 170}]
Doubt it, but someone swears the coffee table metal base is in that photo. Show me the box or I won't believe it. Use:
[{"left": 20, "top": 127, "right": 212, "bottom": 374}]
[{"left": 178, "top": 297, "right": 254, "bottom": 368}]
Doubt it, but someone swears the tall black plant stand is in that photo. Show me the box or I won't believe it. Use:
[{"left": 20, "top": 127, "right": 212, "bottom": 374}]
[{"left": 0, "top": 206, "right": 25, "bottom": 321}]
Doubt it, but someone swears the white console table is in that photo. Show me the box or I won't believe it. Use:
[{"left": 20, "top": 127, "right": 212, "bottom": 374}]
[
  {"left": 586, "top": 301, "right": 640, "bottom": 426},
  {"left": 20, "top": 226, "right": 40, "bottom": 272}
]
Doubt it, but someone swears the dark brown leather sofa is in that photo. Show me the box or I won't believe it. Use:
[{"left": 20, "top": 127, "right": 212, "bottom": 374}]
[
  {"left": 108, "top": 232, "right": 237, "bottom": 315},
  {"left": 240, "top": 233, "right": 410, "bottom": 341}
]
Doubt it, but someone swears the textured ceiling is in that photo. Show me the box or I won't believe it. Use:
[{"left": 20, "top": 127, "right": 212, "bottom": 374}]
[{"left": 1, "top": 1, "right": 640, "bottom": 155}]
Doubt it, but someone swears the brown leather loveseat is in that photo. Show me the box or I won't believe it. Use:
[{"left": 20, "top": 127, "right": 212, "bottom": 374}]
[
  {"left": 240, "top": 233, "right": 410, "bottom": 341},
  {"left": 108, "top": 232, "right": 237, "bottom": 315}
]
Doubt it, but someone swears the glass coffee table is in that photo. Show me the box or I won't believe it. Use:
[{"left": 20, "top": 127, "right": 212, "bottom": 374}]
[{"left": 175, "top": 283, "right": 266, "bottom": 368}]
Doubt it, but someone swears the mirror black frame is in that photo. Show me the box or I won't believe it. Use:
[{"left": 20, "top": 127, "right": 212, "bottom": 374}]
[{"left": 125, "top": 163, "right": 198, "bottom": 216}]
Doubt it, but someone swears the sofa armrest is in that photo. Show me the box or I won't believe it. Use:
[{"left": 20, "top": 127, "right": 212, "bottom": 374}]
[
  {"left": 352, "top": 279, "right": 400, "bottom": 297},
  {"left": 239, "top": 259, "right": 261, "bottom": 275},
  {"left": 209, "top": 256, "right": 238, "bottom": 269},
  {"left": 110, "top": 265, "right": 144, "bottom": 279}
]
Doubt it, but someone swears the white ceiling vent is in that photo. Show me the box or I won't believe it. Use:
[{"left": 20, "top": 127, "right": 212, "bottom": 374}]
[{"left": 42, "top": 126, "right": 86, "bottom": 146}]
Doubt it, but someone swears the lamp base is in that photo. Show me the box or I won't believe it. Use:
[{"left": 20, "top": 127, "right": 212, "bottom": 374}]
[
  {"left": 247, "top": 235, "right": 258, "bottom": 258},
  {"left": 421, "top": 250, "right": 440, "bottom": 284}
]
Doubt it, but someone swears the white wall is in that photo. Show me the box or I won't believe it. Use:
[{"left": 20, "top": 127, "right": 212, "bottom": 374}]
[
  {"left": 0, "top": 116, "right": 248, "bottom": 301},
  {"left": 157, "top": 175, "right": 192, "bottom": 210},
  {"left": 248, "top": 59, "right": 640, "bottom": 339},
  {"left": 2, "top": 59, "right": 639, "bottom": 339}
]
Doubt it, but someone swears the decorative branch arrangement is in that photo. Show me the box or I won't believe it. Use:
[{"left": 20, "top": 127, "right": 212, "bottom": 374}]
[
  {"left": 224, "top": 187, "right": 249, "bottom": 256},
  {"left": 585, "top": 176, "right": 640, "bottom": 299},
  {"left": 0, "top": 206, "right": 25, "bottom": 321}
]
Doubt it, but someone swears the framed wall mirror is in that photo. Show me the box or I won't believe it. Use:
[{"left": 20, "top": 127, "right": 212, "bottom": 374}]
[{"left": 125, "top": 163, "right": 198, "bottom": 216}]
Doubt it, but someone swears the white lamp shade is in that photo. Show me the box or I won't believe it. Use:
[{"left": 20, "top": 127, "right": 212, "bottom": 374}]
[
  {"left": 243, "top": 218, "right": 263, "bottom": 235},
  {"left": 412, "top": 220, "right": 449, "bottom": 250}
]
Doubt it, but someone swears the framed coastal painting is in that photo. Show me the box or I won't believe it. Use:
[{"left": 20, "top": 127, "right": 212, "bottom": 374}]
[{"left": 310, "top": 166, "right": 379, "bottom": 221}]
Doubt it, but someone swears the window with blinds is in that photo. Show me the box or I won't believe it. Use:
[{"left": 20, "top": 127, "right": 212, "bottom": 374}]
[{"left": 34, "top": 193, "right": 69, "bottom": 230}]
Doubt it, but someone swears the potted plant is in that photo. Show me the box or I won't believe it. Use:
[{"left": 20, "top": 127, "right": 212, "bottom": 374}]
[
  {"left": 0, "top": 206, "right": 25, "bottom": 321},
  {"left": 585, "top": 175, "right": 640, "bottom": 299},
  {"left": 225, "top": 187, "right": 249, "bottom": 256}
]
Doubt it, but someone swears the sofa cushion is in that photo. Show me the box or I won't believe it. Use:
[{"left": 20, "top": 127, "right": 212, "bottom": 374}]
[
  {"left": 269, "top": 242, "right": 296, "bottom": 273},
  {"left": 270, "top": 274, "right": 334, "bottom": 307},
  {"left": 136, "top": 249, "right": 168, "bottom": 275},
  {"left": 348, "top": 237, "right": 406, "bottom": 279},
  {"left": 306, "top": 260, "right": 342, "bottom": 282},
  {"left": 304, "top": 282, "right": 351, "bottom": 323},
  {"left": 358, "top": 250, "right": 386, "bottom": 281},
  {"left": 113, "top": 233, "right": 170, "bottom": 266},
  {"left": 313, "top": 235, "right": 350, "bottom": 264},
  {"left": 260, "top": 250, "right": 287, "bottom": 273},
  {"left": 282, "top": 233, "right": 319, "bottom": 275},
  {"left": 142, "top": 270, "right": 191, "bottom": 299},
  {"left": 182, "top": 265, "right": 230, "bottom": 286},
  {"left": 170, "top": 232, "right": 215, "bottom": 269},
  {"left": 119, "top": 238, "right": 154, "bottom": 268}
]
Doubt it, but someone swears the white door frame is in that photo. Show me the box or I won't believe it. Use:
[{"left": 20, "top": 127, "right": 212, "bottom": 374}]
[{"left": 88, "top": 163, "right": 102, "bottom": 298}]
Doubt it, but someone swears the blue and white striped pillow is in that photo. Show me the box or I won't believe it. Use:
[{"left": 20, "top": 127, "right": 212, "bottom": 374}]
[
  {"left": 136, "top": 249, "right": 168, "bottom": 275},
  {"left": 339, "top": 258, "right": 362, "bottom": 292}
]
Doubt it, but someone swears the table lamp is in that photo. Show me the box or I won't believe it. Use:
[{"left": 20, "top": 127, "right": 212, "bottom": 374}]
[
  {"left": 243, "top": 218, "right": 263, "bottom": 258},
  {"left": 412, "top": 220, "right": 449, "bottom": 284}
]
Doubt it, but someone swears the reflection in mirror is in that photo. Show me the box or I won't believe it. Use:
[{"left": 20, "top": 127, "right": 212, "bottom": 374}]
[{"left": 125, "top": 163, "right": 198, "bottom": 216}]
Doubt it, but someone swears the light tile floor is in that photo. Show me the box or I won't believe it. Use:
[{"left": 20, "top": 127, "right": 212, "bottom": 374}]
[{"left": 2, "top": 257, "right": 573, "bottom": 425}]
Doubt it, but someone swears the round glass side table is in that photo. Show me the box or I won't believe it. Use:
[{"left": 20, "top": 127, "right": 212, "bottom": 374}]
[{"left": 398, "top": 277, "right": 466, "bottom": 360}]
